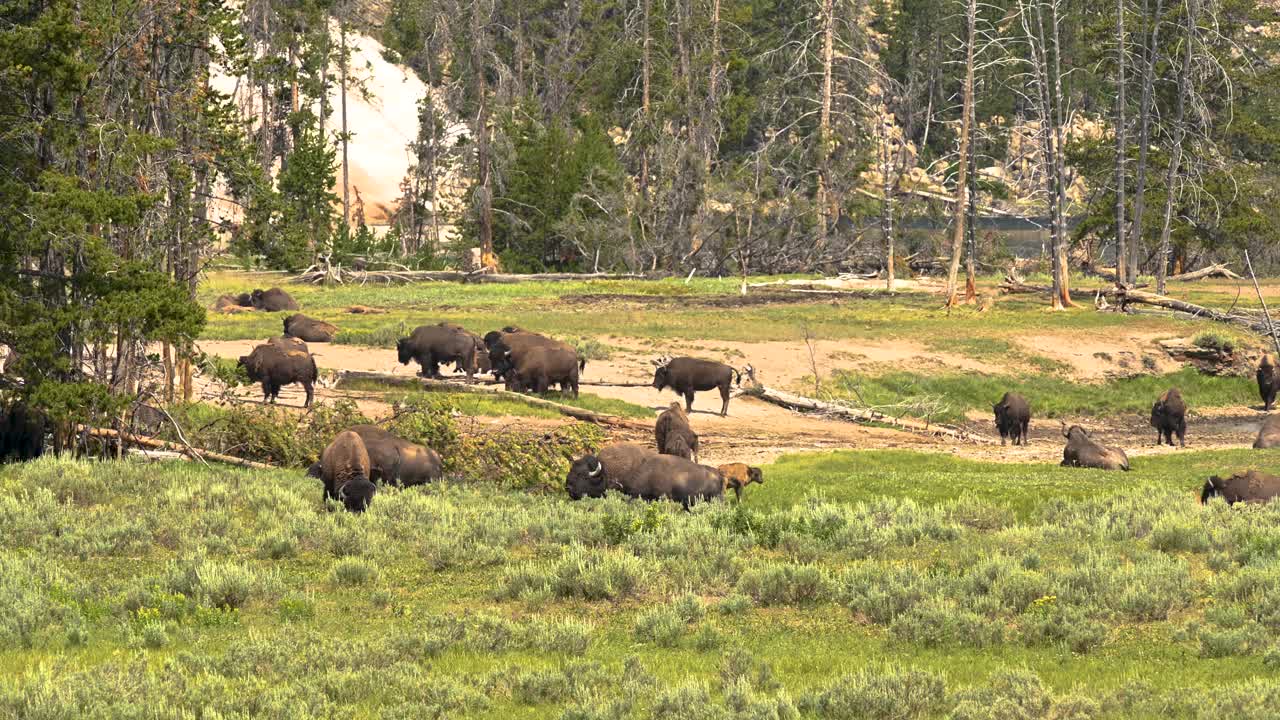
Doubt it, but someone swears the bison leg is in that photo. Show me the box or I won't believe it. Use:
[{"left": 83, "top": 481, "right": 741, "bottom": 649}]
[
  {"left": 719, "top": 384, "right": 730, "bottom": 417},
  {"left": 1020, "top": 420, "right": 1030, "bottom": 445},
  {"left": 302, "top": 381, "right": 314, "bottom": 408},
  {"left": 261, "top": 382, "right": 272, "bottom": 403},
  {"left": 1177, "top": 423, "right": 1186, "bottom": 448},
  {"left": 684, "top": 391, "right": 695, "bottom": 413}
]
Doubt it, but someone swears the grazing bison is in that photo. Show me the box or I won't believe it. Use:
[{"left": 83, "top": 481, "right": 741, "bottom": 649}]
[
  {"left": 1255, "top": 414, "right": 1280, "bottom": 449},
  {"left": 250, "top": 287, "right": 300, "bottom": 312},
  {"left": 993, "top": 392, "right": 1030, "bottom": 446},
  {"left": 652, "top": 357, "right": 740, "bottom": 417},
  {"left": 320, "top": 430, "right": 376, "bottom": 512},
  {"left": 350, "top": 424, "right": 442, "bottom": 486},
  {"left": 655, "top": 402, "right": 699, "bottom": 461},
  {"left": 1150, "top": 388, "right": 1187, "bottom": 447},
  {"left": 1201, "top": 469, "right": 1280, "bottom": 506},
  {"left": 505, "top": 346, "right": 581, "bottom": 397},
  {"left": 717, "top": 463, "right": 764, "bottom": 501},
  {"left": 0, "top": 403, "right": 46, "bottom": 463},
  {"left": 238, "top": 337, "right": 318, "bottom": 407},
  {"left": 565, "top": 443, "right": 659, "bottom": 500},
  {"left": 1060, "top": 425, "right": 1130, "bottom": 471},
  {"left": 625, "top": 455, "right": 725, "bottom": 509},
  {"left": 397, "top": 324, "right": 480, "bottom": 380},
  {"left": 1259, "top": 355, "right": 1280, "bottom": 411},
  {"left": 283, "top": 314, "right": 338, "bottom": 343}
]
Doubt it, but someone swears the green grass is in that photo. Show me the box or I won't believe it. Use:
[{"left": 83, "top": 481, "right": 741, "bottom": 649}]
[
  {"left": 826, "top": 366, "right": 1259, "bottom": 423},
  {"left": 4, "top": 451, "right": 1280, "bottom": 717}
]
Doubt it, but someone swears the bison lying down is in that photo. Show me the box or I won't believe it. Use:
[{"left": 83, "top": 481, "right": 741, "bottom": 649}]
[
  {"left": 250, "top": 287, "right": 300, "bottom": 312},
  {"left": 238, "top": 336, "right": 318, "bottom": 407},
  {"left": 1255, "top": 414, "right": 1280, "bottom": 449},
  {"left": 283, "top": 314, "right": 338, "bottom": 343},
  {"left": 565, "top": 442, "right": 722, "bottom": 508},
  {"left": 320, "top": 430, "right": 376, "bottom": 512},
  {"left": 652, "top": 356, "right": 740, "bottom": 416},
  {"left": 1201, "top": 469, "right": 1280, "bottom": 506},
  {"left": 1060, "top": 425, "right": 1129, "bottom": 471}
]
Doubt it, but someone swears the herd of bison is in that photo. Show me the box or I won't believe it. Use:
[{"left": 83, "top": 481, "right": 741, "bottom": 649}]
[{"left": 2, "top": 286, "right": 1279, "bottom": 510}]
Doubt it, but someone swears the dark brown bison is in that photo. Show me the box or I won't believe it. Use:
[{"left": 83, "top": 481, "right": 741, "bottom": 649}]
[
  {"left": 655, "top": 402, "right": 699, "bottom": 461},
  {"left": 717, "top": 462, "right": 764, "bottom": 501},
  {"left": 320, "top": 430, "right": 375, "bottom": 512},
  {"left": 250, "top": 287, "right": 300, "bottom": 312},
  {"left": 1259, "top": 355, "right": 1280, "bottom": 411},
  {"left": 1060, "top": 424, "right": 1130, "bottom": 471},
  {"left": 238, "top": 337, "right": 318, "bottom": 407},
  {"left": 283, "top": 314, "right": 338, "bottom": 343},
  {"left": 1150, "top": 388, "right": 1187, "bottom": 447},
  {"left": 397, "top": 324, "right": 479, "bottom": 380},
  {"left": 565, "top": 443, "right": 658, "bottom": 500},
  {"left": 349, "top": 424, "right": 442, "bottom": 486},
  {"left": 0, "top": 403, "right": 46, "bottom": 463},
  {"left": 1255, "top": 414, "right": 1280, "bottom": 449},
  {"left": 993, "top": 392, "right": 1030, "bottom": 446},
  {"left": 652, "top": 357, "right": 740, "bottom": 416},
  {"left": 435, "top": 323, "right": 489, "bottom": 375},
  {"left": 505, "top": 346, "right": 581, "bottom": 397},
  {"left": 484, "top": 329, "right": 582, "bottom": 384},
  {"left": 625, "top": 455, "right": 725, "bottom": 509},
  {"left": 1201, "top": 469, "right": 1280, "bottom": 505}
]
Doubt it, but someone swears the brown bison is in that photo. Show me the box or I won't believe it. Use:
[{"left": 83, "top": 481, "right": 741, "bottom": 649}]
[
  {"left": 1255, "top": 414, "right": 1280, "bottom": 449},
  {"left": 238, "top": 337, "right": 318, "bottom": 407},
  {"left": 250, "top": 287, "right": 300, "bottom": 312},
  {"left": 993, "top": 392, "right": 1030, "bottom": 446},
  {"left": 307, "top": 425, "right": 442, "bottom": 487},
  {"left": 484, "top": 329, "right": 582, "bottom": 385},
  {"left": 1201, "top": 469, "right": 1280, "bottom": 505},
  {"left": 565, "top": 443, "right": 658, "bottom": 500},
  {"left": 625, "top": 455, "right": 725, "bottom": 509},
  {"left": 717, "top": 462, "right": 764, "bottom": 501},
  {"left": 1259, "top": 355, "right": 1280, "bottom": 411},
  {"left": 505, "top": 346, "right": 581, "bottom": 397},
  {"left": 0, "top": 403, "right": 46, "bottom": 463},
  {"left": 213, "top": 295, "right": 254, "bottom": 314},
  {"left": 397, "top": 324, "right": 480, "bottom": 380},
  {"left": 1060, "top": 424, "right": 1130, "bottom": 471},
  {"left": 320, "top": 430, "right": 376, "bottom": 512},
  {"left": 283, "top": 314, "right": 338, "bottom": 343},
  {"left": 652, "top": 357, "right": 740, "bottom": 416},
  {"left": 1150, "top": 388, "right": 1187, "bottom": 447},
  {"left": 655, "top": 402, "right": 699, "bottom": 461}
]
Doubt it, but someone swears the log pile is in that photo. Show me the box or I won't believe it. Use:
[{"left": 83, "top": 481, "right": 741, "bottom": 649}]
[
  {"left": 743, "top": 384, "right": 993, "bottom": 444},
  {"left": 76, "top": 426, "right": 277, "bottom": 470},
  {"left": 1107, "top": 287, "right": 1271, "bottom": 334}
]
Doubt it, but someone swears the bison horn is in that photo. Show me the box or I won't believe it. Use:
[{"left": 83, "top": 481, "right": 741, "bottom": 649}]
[{"left": 587, "top": 458, "right": 602, "bottom": 477}]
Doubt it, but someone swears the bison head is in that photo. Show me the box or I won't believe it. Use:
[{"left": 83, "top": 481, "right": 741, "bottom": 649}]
[
  {"left": 237, "top": 354, "right": 260, "bottom": 381},
  {"left": 1201, "top": 476, "right": 1224, "bottom": 504},
  {"left": 565, "top": 455, "right": 608, "bottom": 500},
  {"left": 396, "top": 338, "right": 412, "bottom": 365},
  {"left": 652, "top": 366, "right": 670, "bottom": 391},
  {"left": 250, "top": 288, "right": 266, "bottom": 309},
  {"left": 747, "top": 467, "right": 764, "bottom": 486},
  {"left": 1063, "top": 424, "right": 1090, "bottom": 443},
  {"left": 482, "top": 330, "right": 504, "bottom": 350}
]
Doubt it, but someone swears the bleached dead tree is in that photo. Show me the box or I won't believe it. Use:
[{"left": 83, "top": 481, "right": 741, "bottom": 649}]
[{"left": 944, "top": 0, "right": 977, "bottom": 307}]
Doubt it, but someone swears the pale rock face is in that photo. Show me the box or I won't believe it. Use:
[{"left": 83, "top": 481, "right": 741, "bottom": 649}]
[{"left": 208, "top": 22, "right": 468, "bottom": 228}]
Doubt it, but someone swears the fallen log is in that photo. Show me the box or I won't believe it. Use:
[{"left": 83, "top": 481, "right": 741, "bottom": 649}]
[
  {"left": 998, "top": 279, "right": 1100, "bottom": 302},
  {"left": 1169, "top": 263, "right": 1241, "bottom": 282},
  {"left": 76, "top": 426, "right": 277, "bottom": 470},
  {"left": 742, "top": 384, "right": 993, "bottom": 444},
  {"left": 292, "top": 269, "right": 648, "bottom": 285},
  {"left": 1108, "top": 287, "right": 1271, "bottom": 334},
  {"left": 333, "top": 371, "right": 652, "bottom": 429}
]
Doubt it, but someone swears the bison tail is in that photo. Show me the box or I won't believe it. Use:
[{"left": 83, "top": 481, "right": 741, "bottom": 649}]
[
  {"left": 732, "top": 368, "right": 742, "bottom": 387},
  {"left": 579, "top": 357, "right": 587, "bottom": 372}
]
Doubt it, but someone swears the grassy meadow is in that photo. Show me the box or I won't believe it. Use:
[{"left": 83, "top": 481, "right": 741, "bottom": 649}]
[{"left": 3, "top": 450, "right": 1280, "bottom": 718}]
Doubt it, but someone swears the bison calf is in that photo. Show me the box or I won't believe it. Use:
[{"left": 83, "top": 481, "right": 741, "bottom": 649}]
[
  {"left": 993, "top": 392, "right": 1030, "bottom": 446},
  {"left": 238, "top": 337, "right": 318, "bottom": 407},
  {"left": 652, "top": 357, "right": 740, "bottom": 416},
  {"left": 1259, "top": 355, "right": 1280, "bottom": 411},
  {"left": 717, "top": 462, "right": 764, "bottom": 501},
  {"left": 1201, "top": 469, "right": 1280, "bottom": 506},
  {"left": 655, "top": 402, "right": 699, "bottom": 461},
  {"left": 1060, "top": 424, "right": 1129, "bottom": 471},
  {"left": 283, "top": 314, "right": 338, "bottom": 343},
  {"left": 320, "top": 430, "right": 376, "bottom": 512},
  {"left": 1150, "top": 388, "right": 1186, "bottom": 447}
]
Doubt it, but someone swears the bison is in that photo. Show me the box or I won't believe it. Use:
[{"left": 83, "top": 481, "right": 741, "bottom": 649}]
[
  {"left": 505, "top": 346, "right": 581, "bottom": 397},
  {"left": 250, "top": 287, "right": 300, "bottom": 312},
  {"left": 624, "top": 455, "right": 725, "bottom": 509},
  {"left": 320, "top": 430, "right": 376, "bottom": 512},
  {"left": 565, "top": 443, "right": 658, "bottom": 500},
  {"left": 213, "top": 295, "right": 254, "bottom": 314},
  {"left": 655, "top": 402, "right": 699, "bottom": 461},
  {"left": 0, "top": 403, "right": 46, "bottom": 463},
  {"left": 484, "top": 329, "right": 582, "bottom": 385},
  {"left": 1201, "top": 469, "right": 1280, "bottom": 506},
  {"left": 1150, "top": 388, "right": 1187, "bottom": 447},
  {"left": 1259, "top": 355, "right": 1280, "bottom": 411},
  {"left": 238, "top": 337, "right": 318, "bottom": 407},
  {"left": 1255, "top": 414, "right": 1280, "bottom": 449},
  {"left": 349, "top": 424, "right": 442, "bottom": 486},
  {"left": 652, "top": 357, "right": 740, "bottom": 416},
  {"left": 397, "top": 324, "right": 480, "bottom": 380},
  {"left": 717, "top": 462, "right": 764, "bottom": 501},
  {"left": 993, "top": 392, "right": 1031, "bottom": 446},
  {"left": 1060, "top": 424, "right": 1129, "bottom": 471},
  {"left": 283, "top": 314, "right": 338, "bottom": 343}
]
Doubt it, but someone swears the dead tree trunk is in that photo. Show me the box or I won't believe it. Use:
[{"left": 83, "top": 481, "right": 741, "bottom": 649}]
[
  {"left": 946, "top": 0, "right": 976, "bottom": 307},
  {"left": 1129, "top": 0, "right": 1165, "bottom": 284},
  {"left": 816, "top": 0, "right": 835, "bottom": 245},
  {"left": 1114, "top": 0, "right": 1129, "bottom": 285},
  {"left": 1155, "top": 0, "right": 1195, "bottom": 294}
]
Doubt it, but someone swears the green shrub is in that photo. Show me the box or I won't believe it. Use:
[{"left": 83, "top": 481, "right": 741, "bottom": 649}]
[
  {"left": 801, "top": 667, "right": 946, "bottom": 720},
  {"left": 163, "top": 399, "right": 371, "bottom": 467},
  {"left": 632, "top": 606, "right": 687, "bottom": 647},
  {"left": 734, "top": 563, "right": 831, "bottom": 606},
  {"left": 889, "top": 597, "right": 1004, "bottom": 648},
  {"left": 947, "top": 670, "right": 1051, "bottom": 720},
  {"left": 332, "top": 557, "right": 379, "bottom": 586},
  {"left": 277, "top": 593, "right": 316, "bottom": 622},
  {"left": 140, "top": 621, "right": 168, "bottom": 649},
  {"left": 1192, "top": 331, "right": 1236, "bottom": 354}
]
